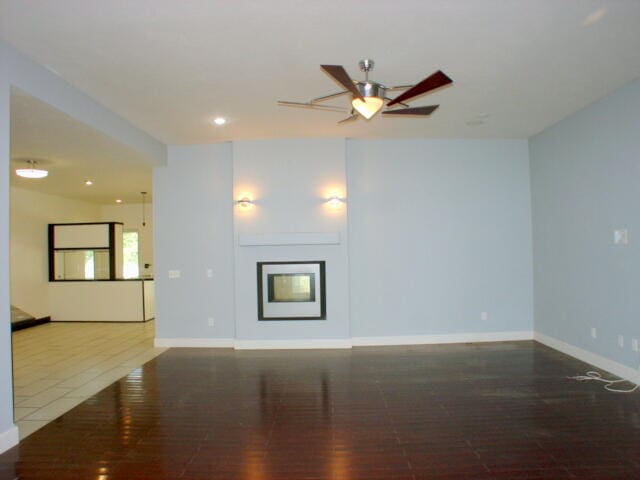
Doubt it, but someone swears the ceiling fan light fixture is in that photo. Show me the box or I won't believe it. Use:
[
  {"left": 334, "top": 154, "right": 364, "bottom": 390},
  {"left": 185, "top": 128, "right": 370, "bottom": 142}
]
[
  {"left": 351, "top": 96, "right": 384, "bottom": 120},
  {"left": 281, "top": 60, "right": 452, "bottom": 124},
  {"left": 16, "top": 160, "right": 48, "bottom": 179},
  {"left": 351, "top": 80, "right": 386, "bottom": 120}
]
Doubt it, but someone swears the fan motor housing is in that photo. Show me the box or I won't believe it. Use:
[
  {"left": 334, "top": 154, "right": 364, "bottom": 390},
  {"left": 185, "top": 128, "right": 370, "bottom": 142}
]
[{"left": 356, "top": 81, "right": 386, "bottom": 99}]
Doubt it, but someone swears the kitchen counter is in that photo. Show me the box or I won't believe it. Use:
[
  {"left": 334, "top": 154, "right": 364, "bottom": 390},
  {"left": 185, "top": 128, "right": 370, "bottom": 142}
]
[{"left": 49, "top": 279, "right": 154, "bottom": 322}]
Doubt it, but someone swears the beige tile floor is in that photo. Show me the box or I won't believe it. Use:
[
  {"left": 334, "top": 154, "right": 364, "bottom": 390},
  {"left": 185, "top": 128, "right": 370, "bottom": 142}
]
[{"left": 11, "top": 321, "right": 167, "bottom": 439}]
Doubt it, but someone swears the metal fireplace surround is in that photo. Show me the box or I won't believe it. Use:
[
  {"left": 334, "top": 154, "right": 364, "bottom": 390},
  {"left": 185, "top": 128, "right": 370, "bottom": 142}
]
[{"left": 257, "top": 261, "right": 326, "bottom": 321}]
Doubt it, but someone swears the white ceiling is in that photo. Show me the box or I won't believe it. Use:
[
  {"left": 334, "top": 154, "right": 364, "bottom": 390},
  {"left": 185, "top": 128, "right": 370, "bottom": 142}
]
[
  {"left": 11, "top": 89, "right": 152, "bottom": 204},
  {"left": 1, "top": 0, "right": 640, "bottom": 144}
]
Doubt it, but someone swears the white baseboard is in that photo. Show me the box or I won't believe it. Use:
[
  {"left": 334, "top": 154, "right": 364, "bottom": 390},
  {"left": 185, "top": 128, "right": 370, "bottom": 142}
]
[
  {"left": 534, "top": 332, "right": 640, "bottom": 384},
  {"left": 234, "top": 338, "right": 353, "bottom": 350},
  {"left": 0, "top": 425, "right": 19, "bottom": 454},
  {"left": 155, "top": 332, "right": 534, "bottom": 350},
  {"left": 154, "top": 337, "right": 235, "bottom": 348},
  {"left": 352, "top": 330, "right": 533, "bottom": 346},
  {"left": 155, "top": 337, "right": 353, "bottom": 350}
]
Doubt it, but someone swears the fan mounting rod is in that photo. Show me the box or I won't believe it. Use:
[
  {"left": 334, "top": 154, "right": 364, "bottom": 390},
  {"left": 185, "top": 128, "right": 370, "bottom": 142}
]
[{"left": 358, "top": 59, "right": 374, "bottom": 80}]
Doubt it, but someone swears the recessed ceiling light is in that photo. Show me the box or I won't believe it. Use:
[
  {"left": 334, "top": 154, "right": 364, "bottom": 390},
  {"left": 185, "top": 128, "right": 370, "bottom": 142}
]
[
  {"left": 115, "top": 199, "right": 123, "bottom": 204},
  {"left": 212, "top": 117, "right": 227, "bottom": 126},
  {"left": 85, "top": 180, "right": 93, "bottom": 186},
  {"left": 466, "top": 113, "right": 490, "bottom": 126}
]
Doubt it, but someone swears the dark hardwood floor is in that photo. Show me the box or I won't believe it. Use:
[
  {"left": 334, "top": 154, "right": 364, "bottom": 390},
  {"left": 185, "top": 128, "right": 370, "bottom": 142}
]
[{"left": 1, "top": 341, "right": 639, "bottom": 479}]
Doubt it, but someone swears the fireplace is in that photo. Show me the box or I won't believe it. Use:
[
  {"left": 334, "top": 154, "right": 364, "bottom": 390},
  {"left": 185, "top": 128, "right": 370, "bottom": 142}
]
[{"left": 257, "top": 261, "right": 326, "bottom": 320}]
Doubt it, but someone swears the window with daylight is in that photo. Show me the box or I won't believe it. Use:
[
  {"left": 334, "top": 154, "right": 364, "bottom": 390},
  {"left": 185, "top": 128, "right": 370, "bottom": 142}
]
[
  {"left": 84, "top": 251, "right": 95, "bottom": 279},
  {"left": 123, "top": 230, "right": 140, "bottom": 279}
]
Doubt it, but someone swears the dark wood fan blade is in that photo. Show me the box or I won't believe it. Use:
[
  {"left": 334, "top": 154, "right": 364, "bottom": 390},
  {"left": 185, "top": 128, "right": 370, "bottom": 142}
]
[
  {"left": 387, "top": 71, "right": 452, "bottom": 107},
  {"left": 320, "top": 65, "right": 364, "bottom": 101},
  {"left": 382, "top": 105, "right": 440, "bottom": 116}
]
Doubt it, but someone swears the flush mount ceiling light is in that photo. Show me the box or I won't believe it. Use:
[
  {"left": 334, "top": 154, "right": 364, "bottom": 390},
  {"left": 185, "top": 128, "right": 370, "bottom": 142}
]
[
  {"left": 211, "top": 117, "right": 227, "bottom": 126},
  {"left": 84, "top": 179, "right": 93, "bottom": 186},
  {"left": 115, "top": 199, "right": 123, "bottom": 204},
  {"left": 278, "top": 59, "right": 453, "bottom": 124},
  {"left": 16, "top": 159, "right": 48, "bottom": 179}
]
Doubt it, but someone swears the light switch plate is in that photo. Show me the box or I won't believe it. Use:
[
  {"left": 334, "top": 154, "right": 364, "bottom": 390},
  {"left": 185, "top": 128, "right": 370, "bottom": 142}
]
[
  {"left": 480, "top": 312, "right": 489, "bottom": 321},
  {"left": 206, "top": 269, "right": 213, "bottom": 278},
  {"left": 614, "top": 229, "right": 628, "bottom": 245},
  {"left": 168, "top": 270, "right": 181, "bottom": 279},
  {"left": 632, "top": 338, "right": 639, "bottom": 352},
  {"left": 618, "top": 334, "right": 624, "bottom": 348},
  {"left": 591, "top": 327, "right": 597, "bottom": 339}
]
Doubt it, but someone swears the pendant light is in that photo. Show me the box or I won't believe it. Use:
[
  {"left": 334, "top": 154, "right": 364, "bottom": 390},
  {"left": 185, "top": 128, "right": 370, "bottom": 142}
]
[{"left": 141, "top": 191, "right": 147, "bottom": 227}]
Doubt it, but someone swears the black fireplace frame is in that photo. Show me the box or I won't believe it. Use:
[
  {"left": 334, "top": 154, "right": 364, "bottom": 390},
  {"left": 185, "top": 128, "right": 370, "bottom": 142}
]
[{"left": 257, "top": 261, "right": 326, "bottom": 321}]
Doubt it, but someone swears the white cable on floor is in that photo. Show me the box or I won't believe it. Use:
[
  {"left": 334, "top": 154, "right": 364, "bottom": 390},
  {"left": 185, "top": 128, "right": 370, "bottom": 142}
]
[{"left": 568, "top": 370, "right": 639, "bottom": 393}]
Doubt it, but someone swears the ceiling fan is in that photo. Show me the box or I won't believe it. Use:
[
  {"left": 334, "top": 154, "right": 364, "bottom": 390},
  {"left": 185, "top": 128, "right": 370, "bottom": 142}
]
[{"left": 278, "top": 59, "right": 453, "bottom": 124}]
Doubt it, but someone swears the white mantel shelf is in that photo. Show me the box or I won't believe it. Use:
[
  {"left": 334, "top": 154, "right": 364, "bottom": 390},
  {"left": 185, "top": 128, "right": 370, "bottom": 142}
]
[{"left": 238, "top": 232, "right": 340, "bottom": 247}]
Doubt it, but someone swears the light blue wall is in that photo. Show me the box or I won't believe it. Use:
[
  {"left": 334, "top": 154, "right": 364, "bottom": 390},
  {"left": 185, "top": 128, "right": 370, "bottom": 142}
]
[
  {"left": 530, "top": 79, "right": 640, "bottom": 370},
  {"left": 233, "top": 139, "right": 350, "bottom": 341},
  {"left": 154, "top": 138, "right": 534, "bottom": 342},
  {"left": 154, "top": 144, "right": 235, "bottom": 340},
  {"left": 347, "top": 139, "right": 533, "bottom": 337},
  {"left": 0, "top": 41, "right": 17, "bottom": 447}
]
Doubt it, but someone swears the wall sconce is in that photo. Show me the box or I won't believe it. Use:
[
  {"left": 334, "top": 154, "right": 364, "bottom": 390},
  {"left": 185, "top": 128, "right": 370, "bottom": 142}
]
[
  {"left": 236, "top": 196, "right": 253, "bottom": 208},
  {"left": 326, "top": 196, "right": 344, "bottom": 208}
]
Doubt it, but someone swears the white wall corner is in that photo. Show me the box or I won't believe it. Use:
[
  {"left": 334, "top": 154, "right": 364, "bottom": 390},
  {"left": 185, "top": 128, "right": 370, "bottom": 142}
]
[
  {"left": 352, "top": 331, "right": 534, "bottom": 346},
  {"left": 234, "top": 338, "right": 353, "bottom": 350},
  {"left": 5, "top": 40, "right": 166, "bottom": 165},
  {"left": 534, "top": 332, "right": 640, "bottom": 384},
  {"left": 0, "top": 424, "right": 19, "bottom": 454},
  {"left": 154, "top": 337, "right": 235, "bottom": 348}
]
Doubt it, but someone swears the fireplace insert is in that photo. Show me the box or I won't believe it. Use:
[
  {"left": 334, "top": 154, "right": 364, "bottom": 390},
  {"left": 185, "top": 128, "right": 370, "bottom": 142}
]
[{"left": 257, "top": 261, "right": 326, "bottom": 320}]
